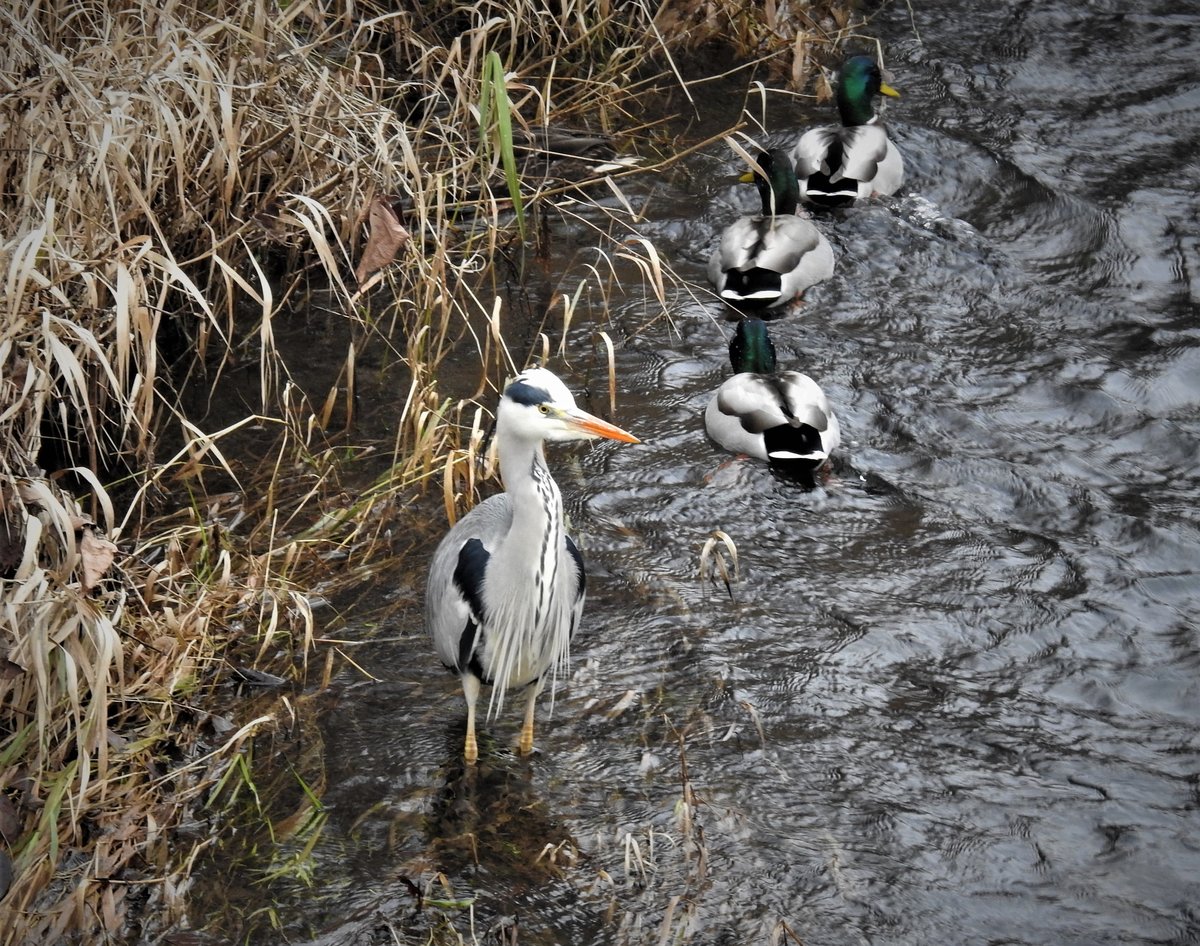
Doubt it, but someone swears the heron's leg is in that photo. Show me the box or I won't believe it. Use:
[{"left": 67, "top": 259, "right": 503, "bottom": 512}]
[
  {"left": 462, "top": 673, "right": 481, "bottom": 765},
  {"left": 518, "top": 685, "right": 538, "bottom": 756}
]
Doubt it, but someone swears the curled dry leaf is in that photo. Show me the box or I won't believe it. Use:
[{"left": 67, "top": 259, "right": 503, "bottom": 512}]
[
  {"left": 0, "top": 519, "right": 22, "bottom": 576},
  {"left": 0, "top": 790, "right": 21, "bottom": 844},
  {"left": 354, "top": 195, "right": 410, "bottom": 286},
  {"left": 0, "top": 849, "right": 12, "bottom": 903},
  {"left": 80, "top": 525, "right": 118, "bottom": 592}
]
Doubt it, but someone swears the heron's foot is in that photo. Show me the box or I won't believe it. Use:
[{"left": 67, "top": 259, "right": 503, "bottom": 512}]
[{"left": 518, "top": 720, "right": 535, "bottom": 756}]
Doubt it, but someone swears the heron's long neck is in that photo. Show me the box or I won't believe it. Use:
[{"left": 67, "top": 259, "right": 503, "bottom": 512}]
[
  {"left": 484, "top": 434, "right": 571, "bottom": 710},
  {"left": 499, "top": 438, "right": 563, "bottom": 549}
]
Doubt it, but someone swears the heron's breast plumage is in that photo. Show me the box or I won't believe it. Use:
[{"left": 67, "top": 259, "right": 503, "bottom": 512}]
[{"left": 425, "top": 427, "right": 592, "bottom": 721}]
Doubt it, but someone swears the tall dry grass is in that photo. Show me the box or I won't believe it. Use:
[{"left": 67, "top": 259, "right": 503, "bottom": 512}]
[{"left": 0, "top": 0, "right": 859, "bottom": 941}]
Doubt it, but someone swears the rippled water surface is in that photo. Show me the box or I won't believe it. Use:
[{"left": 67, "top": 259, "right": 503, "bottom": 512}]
[{"left": 194, "top": 3, "right": 1200, "bottom": 943}]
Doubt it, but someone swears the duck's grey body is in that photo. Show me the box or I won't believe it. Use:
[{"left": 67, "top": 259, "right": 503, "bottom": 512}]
[
  {"left": 707, "top": 148, "right": 834, "bottom": 310},
  {"left": 705, "top": 371, "right": 840, "bottom": 465},
  {"left": 792, "top": 55, "right": 904, "bottom": 208},
  {"left": 793, "top": 124, "right": 904, "bottom": 204},
  {"left": 704, "top": 319, "right": 840, "bottom": 478}
]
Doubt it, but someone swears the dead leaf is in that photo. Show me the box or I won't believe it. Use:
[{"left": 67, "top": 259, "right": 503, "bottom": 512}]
[
  {"left": 0, "top": 792, "right": 21, "bottom": 844},
  {"left": 0, "top": 518, "right": 22, "bottom": 576},
  {"left": 354, "top": 195, "right": 410, "bottom": 285},
  {"left": 0, "top": 850, "right": 12, "bottom": 902},
  {"left": 80, "top": 526, "right": 118, "bottom": 592}
]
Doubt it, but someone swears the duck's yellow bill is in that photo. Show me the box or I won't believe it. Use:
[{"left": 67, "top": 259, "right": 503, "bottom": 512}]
[
  {"left": 738, "top": 170, "right": 756, "bottom": 184},
  {"left": 880, "top": 82, "right": 900, "bottom": 98}
]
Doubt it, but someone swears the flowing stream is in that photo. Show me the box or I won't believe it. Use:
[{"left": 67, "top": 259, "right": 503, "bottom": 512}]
[{"left": 188, "top": 2, "right": 1200, "bottom": 943}]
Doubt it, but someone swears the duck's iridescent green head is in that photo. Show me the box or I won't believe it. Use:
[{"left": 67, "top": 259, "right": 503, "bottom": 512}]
[
  {"left": 742, "top": 148, "right": 801, "bottom": 217},
  {"left": 837, "top": 55, "right": 899, "bottom": 126},
  {"left": 730, "top": 318, "right": 778, "bottom": 374}
]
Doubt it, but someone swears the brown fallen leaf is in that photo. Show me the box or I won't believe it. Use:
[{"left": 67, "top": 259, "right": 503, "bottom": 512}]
[
  {"left": 354, "top": 194, "right": 410, "bottom": 286},
  {"left": 0, "top": 517, "right": 22, "bottom": 576},
  {"left": 80, "top": 525, "right": 118, "bottom": 592},
  {"left": 0, "top": 791, "right": 21, "bottom": 844}
]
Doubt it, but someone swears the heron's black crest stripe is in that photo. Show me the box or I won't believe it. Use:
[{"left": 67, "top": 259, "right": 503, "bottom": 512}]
[
  {"left": 505, "top": 380, "right": 552, "bottom": 407},
  {"left": 566, "top": 535, "right": 586, "bottom": 600}
]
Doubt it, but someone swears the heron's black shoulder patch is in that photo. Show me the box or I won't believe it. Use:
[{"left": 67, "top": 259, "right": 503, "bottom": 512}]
[
  {"left": 505, "top": 380, "right": 551, "bottom": 407},
  {"left": 566, "top": 535, "right": 586, "bottom": 599},
  {"left": 453, "top": 538, "right": 490, "bottom": 622}
]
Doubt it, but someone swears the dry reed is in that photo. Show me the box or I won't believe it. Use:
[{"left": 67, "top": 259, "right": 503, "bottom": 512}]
[{"left": 0, "top": 0, "right": 860, "bottom": 941}]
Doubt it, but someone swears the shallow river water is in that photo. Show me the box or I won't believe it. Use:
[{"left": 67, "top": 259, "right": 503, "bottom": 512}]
[{"left": 192, "top": 2, "right": 1200, "bottom": 944}]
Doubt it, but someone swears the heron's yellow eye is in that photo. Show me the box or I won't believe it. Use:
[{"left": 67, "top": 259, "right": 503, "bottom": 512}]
[{"left": 538, "top": 403, "right": 551, "bottom": 415}]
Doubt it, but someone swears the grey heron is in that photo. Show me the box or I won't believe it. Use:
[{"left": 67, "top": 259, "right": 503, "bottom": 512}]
[
  {"left": 704, "top": 318, "right": 840, "bottom": 481},
  {"left": 707, "top": 148, "right": 834, "bottom": 310},
  {"left": 792, "top": 55, "right": 903, "bottom": 207},
  {"left": 425, "top": 367, "right": 639, "bottom": 763}
]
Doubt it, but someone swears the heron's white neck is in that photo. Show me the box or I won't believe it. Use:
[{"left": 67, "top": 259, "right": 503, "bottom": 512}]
[
  {"left": 482, "top": 433, "right": 572, "bottom": 714},
  {"left": 499, "top": 437, "right": 561, "bottom": 529}
]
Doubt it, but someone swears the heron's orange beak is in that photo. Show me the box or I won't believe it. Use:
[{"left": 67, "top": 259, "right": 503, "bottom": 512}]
[{"left": 568, "top": 410, "right": 640, "bottom": 443}]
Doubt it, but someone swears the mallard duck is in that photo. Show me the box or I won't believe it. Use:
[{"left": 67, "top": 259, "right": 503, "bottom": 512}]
[
  {"left": 511, "top": 125, "right": 640, "bottom": 181},
  {"left": 793, "top": 55, "right": 904, "bottom": 207},
  {"left": 704, "top": 318, "right": 840, "bottom": 479},
  {"left": 707, "top": 148, "right": 834, "bottom": 310}
]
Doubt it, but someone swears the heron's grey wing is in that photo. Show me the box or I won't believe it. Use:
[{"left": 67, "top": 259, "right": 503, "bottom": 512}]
[{"left": 425, "top": 495, "right": 512, "bottom": 672}]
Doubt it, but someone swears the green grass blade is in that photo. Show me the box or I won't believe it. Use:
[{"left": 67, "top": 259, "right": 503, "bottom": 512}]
[{"left": 485, "top": 51, "right": 526, "bottom": 240}]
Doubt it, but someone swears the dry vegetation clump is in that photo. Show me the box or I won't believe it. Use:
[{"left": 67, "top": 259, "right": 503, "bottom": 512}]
[
  {"left": 0, "top": 0, "right": 863, "bottom": 941},
  {"left": 655, "top": 0, "right": 861, "bottom": 91}
]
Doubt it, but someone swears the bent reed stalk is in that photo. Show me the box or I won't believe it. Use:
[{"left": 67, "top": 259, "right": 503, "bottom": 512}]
[{"left": 0, "top": 0, "right": 855, "bottom": 941}]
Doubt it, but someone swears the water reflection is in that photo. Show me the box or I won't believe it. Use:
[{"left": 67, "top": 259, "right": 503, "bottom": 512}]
[
  {"left": 426, "top": 735, "right": 576, "bottom": 885},
  {"left": 189, "top": 1, "right": 1200, "bottom": 943}
]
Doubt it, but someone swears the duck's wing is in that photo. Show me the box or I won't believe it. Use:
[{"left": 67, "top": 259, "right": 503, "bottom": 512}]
[
  {"left": 714, "top": 374, "right": 793, "bottom": 432},
  {"left": 769, "top": 371, "right": 840, "bottom": 462},
  {"left": 717, "top": 216, "right": 826, "bottom": 274},
  {"left": 837, "top": 125, "right": 894, "bottom": 185},
  {"left": 793, "top": 125, "right": 840, "bottom": 178},
  {"left": 796, "top": 125, "right": 901, "bottom": 202},
  {"left": 776, "top": 371, "right": 835, "bottom": 432},
  {"left": 865, "top": 138, "right": 905, "bottom": 195},
  {"left": 752, "top": 216, "right": 829, "bottom": 275}
]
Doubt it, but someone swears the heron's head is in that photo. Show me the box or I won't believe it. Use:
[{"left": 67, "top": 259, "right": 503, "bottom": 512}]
[{"left": 499, "top": 367, "right": 640, "bottom": 444}]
